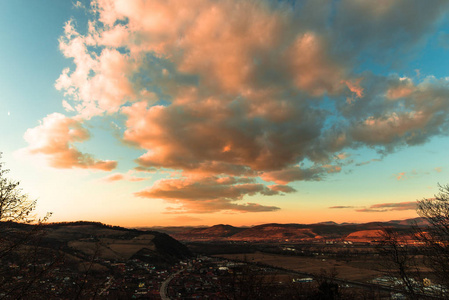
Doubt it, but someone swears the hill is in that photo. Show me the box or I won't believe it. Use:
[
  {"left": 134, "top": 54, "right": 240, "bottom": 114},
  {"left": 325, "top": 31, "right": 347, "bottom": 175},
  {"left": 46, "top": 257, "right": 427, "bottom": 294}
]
[
  {"left": 160, "top": 218, "right": 425, "bottom": 242},
  {"left": 2, "top": 221, "right": 192, "bottom": 267}
]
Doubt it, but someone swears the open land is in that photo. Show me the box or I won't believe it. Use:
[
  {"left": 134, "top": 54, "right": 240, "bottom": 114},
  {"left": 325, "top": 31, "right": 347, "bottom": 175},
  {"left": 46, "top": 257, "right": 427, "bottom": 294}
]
[{"left": 217, "top": 251, "right": 383, "bottom": 282}]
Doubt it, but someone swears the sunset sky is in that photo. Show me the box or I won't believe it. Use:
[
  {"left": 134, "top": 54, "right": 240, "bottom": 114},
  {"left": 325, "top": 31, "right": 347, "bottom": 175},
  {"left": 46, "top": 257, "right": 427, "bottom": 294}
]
[{"left": 1, "top": 0, "right": 449, "bottom": 227}]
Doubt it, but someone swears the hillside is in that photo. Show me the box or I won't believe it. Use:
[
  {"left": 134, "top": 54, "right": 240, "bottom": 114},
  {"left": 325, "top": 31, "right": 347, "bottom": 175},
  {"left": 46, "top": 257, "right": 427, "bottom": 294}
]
[
  {"left": 163, "top": 218, "right": 425, "bottom": 242},
  {"left": 3, "top": 221, "right": 192, "bottom": 267}
]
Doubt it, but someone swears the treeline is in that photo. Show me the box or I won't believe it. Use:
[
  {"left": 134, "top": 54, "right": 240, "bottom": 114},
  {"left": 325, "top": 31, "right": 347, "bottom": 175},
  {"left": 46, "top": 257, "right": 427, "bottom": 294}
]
[{"left": 44, "top": 220, "right": 134, "bottom": 231}]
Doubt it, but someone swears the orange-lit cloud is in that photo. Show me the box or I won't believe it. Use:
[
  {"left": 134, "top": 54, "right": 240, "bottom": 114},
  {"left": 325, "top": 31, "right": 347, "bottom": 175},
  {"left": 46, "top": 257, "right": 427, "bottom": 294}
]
[
  {"left": 386, "top": 84, "right": 416, "bottom": 100},
  {"left": 329, "top": 206, "right": 356, "bottom": 209},
  {"left": 346, "top": 79, "right": 364, "bottom": 98},
  {"left": 102, "top": 171, "right": 147, "bottom": 182},
  {"left": 135, "top": 176, "right": 283, "bottom": 213},
  {"left": 22, "top": 113, "right": 117, "bottom": 170},
  {"left": 23, "top": 0, "right": 449, "bottom": 214},
  {"left": 356, "top": 201, "right": 417, "bottom": 212},
  {"left": 396, "top": 172, "right": 406, "bottom": 180}
]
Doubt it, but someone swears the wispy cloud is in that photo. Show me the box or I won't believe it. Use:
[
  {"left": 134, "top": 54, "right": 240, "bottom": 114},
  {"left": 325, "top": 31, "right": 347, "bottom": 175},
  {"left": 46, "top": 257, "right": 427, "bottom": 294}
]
[
  {"left": 356, "top": 201, "right": 417, "bottom": 213},
  {"left": 135, "top": 176, "right": 281, "bottom": 213},
  {"left": 396, "top": 172, "right": 406, "bottom": 180},
  {"left": 102, "top": 171, "right": 148, "bottom": 182},
  {"left": 356, "top": 159, "right": 382, "bottom": 167},
  {"left": 394, "top": 167, "right": 442, "bottom": 181},
  {"left": 329, "top": 206, "right": 356, "bottom": 209}
]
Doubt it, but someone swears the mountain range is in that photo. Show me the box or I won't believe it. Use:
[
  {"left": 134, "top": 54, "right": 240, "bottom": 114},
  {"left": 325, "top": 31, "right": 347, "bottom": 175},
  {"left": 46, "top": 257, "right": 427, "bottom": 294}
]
[{"left": 146, "top": 217, "right": 427, "bottom": 242}]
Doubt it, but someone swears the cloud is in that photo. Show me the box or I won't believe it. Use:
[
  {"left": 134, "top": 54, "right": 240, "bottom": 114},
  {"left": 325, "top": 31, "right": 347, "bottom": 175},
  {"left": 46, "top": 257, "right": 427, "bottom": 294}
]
[
  {"left": 62, "top": 100, "right": 75, "bottom": 112},
  {"left": 135, "top": 176, "right": 281, "bottom": 213},
  {"left": 394, "top": 168, "right": 439, "bottom": 181},
  {"left": 335, "top": 152, "right": 350, "bottom": 160},
  {"left": 333, "top": 0, "right": 449, "bottom": 63},
  {"left": 268, "top": 185, "right": 297, "bottom": 194},
  {"left": 396, "top": 172, "right": 406, "bottom": 180},
  {"left": 102, "top": 171, "right": 147, "bottom": 182},
  {"left": 329, "top": 206, "right": 355, "bottom": 209},
  {"left": 134, "top": 166, "right": 158, "bottom": 173},
  {"left": 356, "top": 201, "right": 417, "bottom": 212},
  {"left": 73, "top": 1, "right": 85, "bottom": 9},
  {"left": 122, "top": 99, "right": 324, "bottom": 176},
  {"left": 340, "top": 74, "right": 449, "bottom": 153},
  {"left": 22, "top": 0, "right": 449, "bottom": 213},
  {"left": 356, "top": 159, "right": 382, "bottom": 167},
  {"left": 261, "top": 165, "right": 342, "bottom": 184},
  {"left": 22, "top": 113, "right": 117, "bottom": 170},
  {"left": 438, "top": 31, "right": 449, "bottom": 49}
]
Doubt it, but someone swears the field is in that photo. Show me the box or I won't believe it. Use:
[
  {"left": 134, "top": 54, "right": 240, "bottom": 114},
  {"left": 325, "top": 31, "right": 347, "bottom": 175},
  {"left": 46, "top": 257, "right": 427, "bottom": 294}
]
[
  {"left": 68, "top": 236, "right": 157, "bottom": 260},
  {"left": 216, "top": 251, "right": 385, "bottom": 282}
]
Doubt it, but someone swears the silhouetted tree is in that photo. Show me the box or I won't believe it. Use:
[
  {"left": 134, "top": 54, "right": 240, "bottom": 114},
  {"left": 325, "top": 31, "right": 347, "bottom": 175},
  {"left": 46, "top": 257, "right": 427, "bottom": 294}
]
[
  {"left": 314, "top": 268, "right": 340, "bottom": 300},
  {"left": 415, "top": 183, "right": 449, "bottom": 296},
  {"left": 0, "top": 156, "right": 38, "bottom": 223},
  {"left": 377, "top": 227, "right": 422, "bottom": 299},
  {"left": 378, "top": 183, "right": 449, "bottom": 299},
  {"left": 0, "top": 154, "right": 54, "bottom": 298}
]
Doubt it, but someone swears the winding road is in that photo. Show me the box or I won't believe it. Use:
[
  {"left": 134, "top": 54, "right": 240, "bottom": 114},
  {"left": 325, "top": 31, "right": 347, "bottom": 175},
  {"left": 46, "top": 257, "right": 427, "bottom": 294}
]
[{"left": 160, "top": 268, "right": 184, "bottom": 300}]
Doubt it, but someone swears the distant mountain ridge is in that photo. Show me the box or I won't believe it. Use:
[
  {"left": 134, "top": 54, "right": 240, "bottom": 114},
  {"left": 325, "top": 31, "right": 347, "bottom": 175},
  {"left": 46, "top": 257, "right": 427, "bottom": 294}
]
[{"left": 151, "top": 217, "right": 427, "bottom": 242}]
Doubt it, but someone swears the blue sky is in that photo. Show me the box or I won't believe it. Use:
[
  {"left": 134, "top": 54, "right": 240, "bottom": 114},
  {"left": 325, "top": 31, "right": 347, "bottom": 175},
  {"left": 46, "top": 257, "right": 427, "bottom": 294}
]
[{"left": 1, "top": 0, "right": 449, "bottom": 227}]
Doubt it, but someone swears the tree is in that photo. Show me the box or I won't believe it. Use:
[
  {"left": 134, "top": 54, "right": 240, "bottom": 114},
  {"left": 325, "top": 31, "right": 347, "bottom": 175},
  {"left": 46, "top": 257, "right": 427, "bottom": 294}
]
[
  {"left": 378, "top": 184, "right": 449, "bottom": 299},
  {"left": 0, "top": 154, "right": 48, "bottom": 260},
  {"left": 0, "top": 157, "right": 36, "bottom": 223},
  {"left": 377, "top": 227, "right": 422, "bottom": 299},
  {"left": 0, "top": 154, "right": 54, "bottom": 298},
  {"left": 415, "top": 183, "right": 449, "bottom": 295}
]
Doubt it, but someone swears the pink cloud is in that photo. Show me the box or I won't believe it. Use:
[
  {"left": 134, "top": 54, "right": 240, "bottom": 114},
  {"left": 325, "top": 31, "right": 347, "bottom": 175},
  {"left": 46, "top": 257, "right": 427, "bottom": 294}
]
[
  {"left": 122, "top": 100, "right": 321, "bottom": 176},
  {"left": 102, "top": 171, "right": 147, "bottom": 182},
  {"left": 387, "top": 85, "right": 416, "bottom": 100},
  {"left": 356, "top": 201, "right": 417, "bottom": 212},
  {"left": 396, "top": 172, "right": 406, "bottom": 180},
  {"left": 135, "top": 176, "right": 281, "bottom": 213},
  {"left": 22, "top": 113, "right": 117, "bottom": 171},
  {"left": 288, "top": 32, "right": 346, "bottom": 96},
  {"left": 351, "top": 111, "right": 432, "bottom": 146},
  {"left": 344, "top": 78, "right": 364, "bottom": 98},
  {"left": 335, "top": 152, "right": 350, "bottom": 160},
  {"left": 25, "top": 0, "right": 449, "bottom": 214},
  {"left": 55, "top": 22, "right": 139, "bottom": 118}
]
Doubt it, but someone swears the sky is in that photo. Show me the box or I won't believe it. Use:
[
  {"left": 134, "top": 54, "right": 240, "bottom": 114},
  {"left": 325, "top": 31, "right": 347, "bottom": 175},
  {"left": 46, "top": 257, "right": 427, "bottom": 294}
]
[{"left": 1, "top": 0, "right": 449, "bottom": 227}]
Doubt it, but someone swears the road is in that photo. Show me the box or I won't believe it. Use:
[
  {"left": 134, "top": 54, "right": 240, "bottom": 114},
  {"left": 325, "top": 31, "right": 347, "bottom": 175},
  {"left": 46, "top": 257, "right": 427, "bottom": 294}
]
[{"left": 160, "top": 268, "right": 184, "bottom": 300}]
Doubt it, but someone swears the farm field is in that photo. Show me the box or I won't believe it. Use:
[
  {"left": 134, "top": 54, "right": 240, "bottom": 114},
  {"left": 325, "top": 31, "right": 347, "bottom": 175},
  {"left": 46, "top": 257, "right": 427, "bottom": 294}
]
[{"left": 216, "top": 252, "right": 385, "bottom": 282}]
